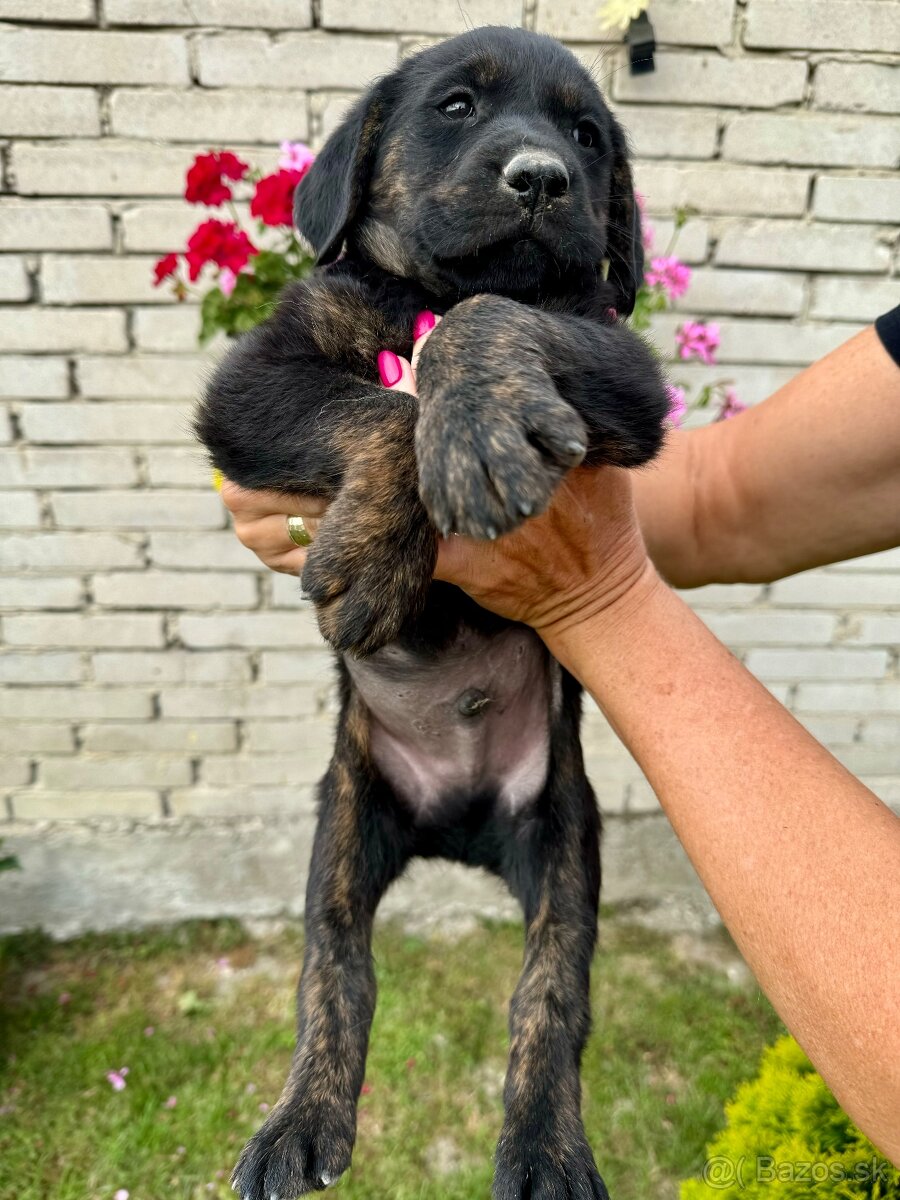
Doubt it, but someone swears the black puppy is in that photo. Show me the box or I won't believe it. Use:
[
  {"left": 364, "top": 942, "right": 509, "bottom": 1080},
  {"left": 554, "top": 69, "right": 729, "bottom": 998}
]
[{"left": 196, "top": 26, "right": 669, "bottom": 1200}]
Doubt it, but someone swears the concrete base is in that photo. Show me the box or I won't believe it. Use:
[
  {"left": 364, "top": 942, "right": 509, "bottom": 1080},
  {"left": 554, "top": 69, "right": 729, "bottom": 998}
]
[{"left": 0, "top": 813, "right": 718, "bottom": 939}]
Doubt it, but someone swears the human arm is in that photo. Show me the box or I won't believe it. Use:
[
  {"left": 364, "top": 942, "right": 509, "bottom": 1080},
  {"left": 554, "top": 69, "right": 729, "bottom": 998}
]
[
  {"left": 637, "top": 322, "right": 900, "bottom": 587},
  {"left": 225, "top": 319, "right": 900, "bottom": 586},
  {"left": 435, "top": 468, "right": 900, "bottom": 1165}
]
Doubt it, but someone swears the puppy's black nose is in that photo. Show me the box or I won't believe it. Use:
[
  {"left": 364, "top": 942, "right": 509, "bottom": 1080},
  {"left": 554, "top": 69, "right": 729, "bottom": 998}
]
[{"left": 502, "top": 151, "right": 569, "bottom": 203}]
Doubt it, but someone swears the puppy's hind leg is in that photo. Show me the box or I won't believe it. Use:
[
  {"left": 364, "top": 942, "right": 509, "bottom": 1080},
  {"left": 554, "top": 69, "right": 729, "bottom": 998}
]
[
  {"left": 494, "top": 772, "right": 607, "bottom": 1200},
  {"left": 232, "top": 715, "right": 410, "bottom": 1200}
]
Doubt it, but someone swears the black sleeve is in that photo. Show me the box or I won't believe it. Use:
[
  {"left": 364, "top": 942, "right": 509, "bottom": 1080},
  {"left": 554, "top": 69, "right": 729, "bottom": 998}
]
[{"left": 874, "top": 304, "right": 900, "bottom": 369}]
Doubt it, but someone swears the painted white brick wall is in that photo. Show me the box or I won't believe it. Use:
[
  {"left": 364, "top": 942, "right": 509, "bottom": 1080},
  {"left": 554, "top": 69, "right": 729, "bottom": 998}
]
[{"left": 1, "top": 1, "right": 898, "bottom": 930}]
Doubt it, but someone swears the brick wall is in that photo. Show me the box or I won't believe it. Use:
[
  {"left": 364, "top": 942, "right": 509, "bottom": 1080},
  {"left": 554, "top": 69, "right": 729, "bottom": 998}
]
[{"left": 1, "top": 0, "right": 898, "bottom": 934}]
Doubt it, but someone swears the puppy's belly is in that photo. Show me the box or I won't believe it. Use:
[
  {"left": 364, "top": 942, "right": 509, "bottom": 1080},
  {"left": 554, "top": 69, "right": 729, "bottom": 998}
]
[{"left": 345, "top": 625, "right": 554, "bottom": 815}]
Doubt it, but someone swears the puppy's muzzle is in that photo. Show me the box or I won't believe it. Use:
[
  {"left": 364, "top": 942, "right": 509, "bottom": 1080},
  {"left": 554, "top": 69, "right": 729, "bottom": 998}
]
[{"left": 502, "top": 151, "right": 569, "bottom": 205}]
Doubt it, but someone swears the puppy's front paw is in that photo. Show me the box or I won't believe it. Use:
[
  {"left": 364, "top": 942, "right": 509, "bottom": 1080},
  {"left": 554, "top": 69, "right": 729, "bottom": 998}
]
[
  {"left": 415, "top": 375, "right": 587, "bottom": 540},
  {"left": 232, "top": 1095, "right": 354, "bottom": 1199},
  {"left": 302, "top": 509, "right": 434, "bottom": 657},
  {"left": 493, "top": 1124, "right": 609, "bottom": 1200}
]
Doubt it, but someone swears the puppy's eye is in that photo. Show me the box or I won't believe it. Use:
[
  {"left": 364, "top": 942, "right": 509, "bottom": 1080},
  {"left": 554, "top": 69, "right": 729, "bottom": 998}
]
[
  {"left": 439, "top": 94, "right": 475, "bottom": 120},
  {"left": 573, "top": 120, "right": 600, "bottom": 148}
]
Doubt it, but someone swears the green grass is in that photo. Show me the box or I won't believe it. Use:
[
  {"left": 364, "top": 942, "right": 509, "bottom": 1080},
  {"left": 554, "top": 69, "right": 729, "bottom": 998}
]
[{"left": 0, "top": 916, "right": 783, "bottom": 1200}]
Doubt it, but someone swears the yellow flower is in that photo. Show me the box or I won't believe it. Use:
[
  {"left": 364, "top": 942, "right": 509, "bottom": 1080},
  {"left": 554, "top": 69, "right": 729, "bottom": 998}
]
[{"left": 598, "top": 0, "right": 649, "bottom": 32}]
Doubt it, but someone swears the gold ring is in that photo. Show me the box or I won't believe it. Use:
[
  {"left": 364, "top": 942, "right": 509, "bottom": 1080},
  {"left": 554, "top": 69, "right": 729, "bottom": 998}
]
[{"left": 286, "top": 515, "right": 312, "bottom": 547}]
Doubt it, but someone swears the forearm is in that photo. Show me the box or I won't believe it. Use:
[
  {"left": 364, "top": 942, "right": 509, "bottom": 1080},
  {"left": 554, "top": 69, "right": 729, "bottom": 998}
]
[
  {"left": 636, "top": 326, "right": 900, "bottom": 587},
  {"left": 545, "top": 576, "right": 900, "bottom": 1161}
]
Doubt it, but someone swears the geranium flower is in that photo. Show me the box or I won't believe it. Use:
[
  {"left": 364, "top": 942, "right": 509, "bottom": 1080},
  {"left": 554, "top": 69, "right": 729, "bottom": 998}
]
[
  {"left": 185, "top": 219, "right": 255, "bottom": 281},
  {"left": 184, "top": 151, "right": 248, "bottom": 206},
  {"left": 666, "top": 385, "right": 687, "bottom": 427},
  {"left": 278, "top": 140, "right": 315, "bottom": 174},
  {"left": 717, "top": 387, "right": 747, "bottom": 421},
  {"left": 218, "top": 267, "right": 238, "bottom": 297},
  {"left": 106, "top": 1067, "right": 129, "bottom": 1092},
  {"left": 675, "top": 321, "right": 720, "bottom": 365},
  {"left": 250, "top": 169, "right": 306, "bottom": 227},
  {"left": 645, "top": 256, "right": 692, "bottom": 300},
  {"left": 152, "top": 253, "right": 179, "bottom": 287}
]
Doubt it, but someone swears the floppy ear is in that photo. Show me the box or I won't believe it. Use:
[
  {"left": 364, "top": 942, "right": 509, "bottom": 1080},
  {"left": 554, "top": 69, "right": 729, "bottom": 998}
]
[
  {"left": 605, "top": 119, "right": 644, "bottom": 317},
  {"left": 293, "top": 85, "right": 387, "bottom": 264}
]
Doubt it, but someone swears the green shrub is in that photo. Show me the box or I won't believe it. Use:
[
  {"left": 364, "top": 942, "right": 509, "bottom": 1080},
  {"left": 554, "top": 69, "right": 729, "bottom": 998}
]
[{"left": 681, "top": 1035, "right": 899, "bottom": 1198}]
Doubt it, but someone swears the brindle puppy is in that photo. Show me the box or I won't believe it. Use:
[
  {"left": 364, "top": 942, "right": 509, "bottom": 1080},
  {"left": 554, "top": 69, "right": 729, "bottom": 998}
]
[{"left": 196, "top": 26, "right": 670, "bottom": 1200}]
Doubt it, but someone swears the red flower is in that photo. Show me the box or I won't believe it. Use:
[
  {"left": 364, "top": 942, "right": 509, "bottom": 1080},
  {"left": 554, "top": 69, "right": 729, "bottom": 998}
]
[
  {"left": 185, "top": 151, "right": 249, "bottom": 206},
  {"left": 152, "top": 253, "right": 179, "bottom": 287},
  {"left": 185, "top": 219, "right": 255, "bottom": 281},
  {"left": 250, "top": 168, "right": 305, "bottom": 227}
]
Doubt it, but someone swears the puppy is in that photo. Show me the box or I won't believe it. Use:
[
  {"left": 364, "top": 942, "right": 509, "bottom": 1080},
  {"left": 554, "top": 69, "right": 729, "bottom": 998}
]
[{"left": 196, "top": 25, "right": 669, "bottom": 1200}]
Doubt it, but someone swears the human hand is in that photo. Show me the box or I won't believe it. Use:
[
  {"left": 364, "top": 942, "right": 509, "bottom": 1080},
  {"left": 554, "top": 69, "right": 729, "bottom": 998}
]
[
  {"left": 219, "top": 480, "right": 326, "bottom": 576},
  {"left": 434, "top": 465, "right": 659, "bottom": 645}
]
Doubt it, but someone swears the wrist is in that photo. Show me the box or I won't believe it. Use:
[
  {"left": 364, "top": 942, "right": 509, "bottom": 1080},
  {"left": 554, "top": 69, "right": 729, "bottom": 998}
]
[{"left": 538, "top": 556, "right": 667, "bottom": 675}]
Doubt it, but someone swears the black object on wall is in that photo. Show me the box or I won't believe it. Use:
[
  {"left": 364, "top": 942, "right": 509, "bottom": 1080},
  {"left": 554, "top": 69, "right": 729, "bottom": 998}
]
[{"left": 627, "top": 12, "right": 656, "bottom": 73}]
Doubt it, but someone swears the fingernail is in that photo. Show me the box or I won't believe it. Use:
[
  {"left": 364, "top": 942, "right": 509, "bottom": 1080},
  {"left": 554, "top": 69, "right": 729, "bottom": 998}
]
[
  {"left": 412, "top": 310, "right": 436, "bottom": 340},
  {"left": 378, "top": 350, "right": 402, "bottom": 387}
]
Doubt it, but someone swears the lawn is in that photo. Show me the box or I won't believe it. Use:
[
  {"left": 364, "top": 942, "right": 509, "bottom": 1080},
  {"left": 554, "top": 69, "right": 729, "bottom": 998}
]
[{"left": 0, "top": 915, "right": 783, "bottom": 1200}]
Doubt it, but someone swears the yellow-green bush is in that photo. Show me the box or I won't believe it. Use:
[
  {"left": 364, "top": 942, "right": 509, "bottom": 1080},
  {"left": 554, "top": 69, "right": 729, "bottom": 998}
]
[{"left": 681, "top": 1036, "right": 899, "bottom": 1198}]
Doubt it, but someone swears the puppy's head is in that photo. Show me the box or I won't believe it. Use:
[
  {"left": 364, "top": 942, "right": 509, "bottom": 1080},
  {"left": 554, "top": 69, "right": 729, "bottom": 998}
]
[{"left": 295, "top": 27, "right": 643, "bottom": 312}]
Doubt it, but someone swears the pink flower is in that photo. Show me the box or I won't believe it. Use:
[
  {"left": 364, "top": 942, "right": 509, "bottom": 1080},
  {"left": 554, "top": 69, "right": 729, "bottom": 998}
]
[
  {"left": 143, "top": 1026, "right": 155, "bottom": 1037},
  {"left": 114, "top": 1190, "right": 130, "bottom": 1200},
  {"left": 675, "top": 321, "right": 720, "bottom": 365},
  {"left": 106, "top": 1067, "right": 129, "bottom": 1092},
  {"left": 259, "top": 1102, "right": 270, "bottom": 1113},
  {"left": 645, "top": 255, "right": 692, "bottom": 300},
  {"left": 666, "top": 385, "right": 688, "bottom": 427},
  {"left": 58, "top": 992, "right": 71, "bottom": 1005},
  {"left": 717, "top": 387, "right": 747, "bottom": 421},
  {"left": 278, "top": 140, "right": 316, "bottom": 174},
  {"left": 164, "top": 1095, "right": 178, "bottom": 1109},
  {"left": 218, "top": 268, "right": 238, "bottom": 297}
]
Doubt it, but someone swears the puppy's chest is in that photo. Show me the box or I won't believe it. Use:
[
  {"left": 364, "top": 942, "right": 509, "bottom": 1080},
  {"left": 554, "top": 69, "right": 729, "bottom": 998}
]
[{"left": 344, "top": 626, "right": 556, "bottom": 817}]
